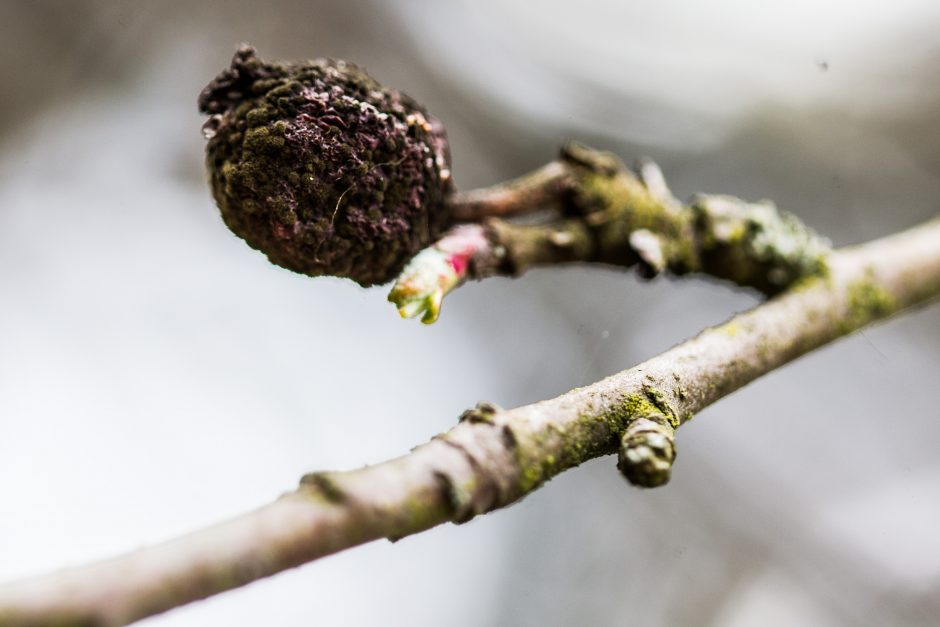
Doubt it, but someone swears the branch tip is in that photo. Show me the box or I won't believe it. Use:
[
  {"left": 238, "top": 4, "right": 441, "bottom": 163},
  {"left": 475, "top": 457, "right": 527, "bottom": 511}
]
[{"left": 388, "top": 224, "right": 491, "bottom": 324}]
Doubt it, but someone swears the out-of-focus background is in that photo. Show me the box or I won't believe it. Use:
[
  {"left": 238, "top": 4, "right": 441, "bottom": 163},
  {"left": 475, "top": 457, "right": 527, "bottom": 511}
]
[{"left": 2, "top": 1, "right": 940, "bottom": 625}]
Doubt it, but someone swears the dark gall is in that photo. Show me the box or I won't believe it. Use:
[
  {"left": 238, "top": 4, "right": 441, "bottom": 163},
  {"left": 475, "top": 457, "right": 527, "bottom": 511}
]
[{"left": 199, "top": 45, "right": 453, "bottom": 286}]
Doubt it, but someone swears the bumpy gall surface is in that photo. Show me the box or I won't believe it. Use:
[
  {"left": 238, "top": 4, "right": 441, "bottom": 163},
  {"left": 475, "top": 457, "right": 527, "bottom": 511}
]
[{"left": 199, "top": 45, "right": 453, "bottom": 286}]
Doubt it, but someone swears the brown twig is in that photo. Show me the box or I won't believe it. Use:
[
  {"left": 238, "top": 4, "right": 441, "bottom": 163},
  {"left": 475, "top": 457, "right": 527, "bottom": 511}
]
[
  {"left": 391, "top": 147, "right": 831, "bottom": 323},
  {"left": 447, "top": 159, "right": 572, "bottom": 221},
  {"left": 2, "top": 216, "right": 938, "bottom": 627}
]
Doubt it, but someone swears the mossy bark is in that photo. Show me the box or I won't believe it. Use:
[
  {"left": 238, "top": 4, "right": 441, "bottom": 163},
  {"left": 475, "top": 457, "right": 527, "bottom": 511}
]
[
  {"left": 461, "top": 145, "right": 831, "bottom": 297},
  {"left": 2, "top": 217, "right": 938, "bottom": 627}
]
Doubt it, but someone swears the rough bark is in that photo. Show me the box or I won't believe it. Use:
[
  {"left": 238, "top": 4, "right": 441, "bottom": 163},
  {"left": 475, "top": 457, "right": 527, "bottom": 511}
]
[
  {"left": 1, "top": 215, "right": 938, "bottom": 627},
  {"left": 390, "top": 145, "right": 830, "bottom": 323}
]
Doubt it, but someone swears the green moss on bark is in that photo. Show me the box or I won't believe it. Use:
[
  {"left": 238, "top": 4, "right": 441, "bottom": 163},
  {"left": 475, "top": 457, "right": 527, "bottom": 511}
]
[{"left": 841, "top": 273, "right": 896, "bottom": 334}]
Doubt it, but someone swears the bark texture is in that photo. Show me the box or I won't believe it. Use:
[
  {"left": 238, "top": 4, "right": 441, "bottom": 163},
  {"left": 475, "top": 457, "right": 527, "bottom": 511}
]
[
  {"left": 390, "top": 145, "right": 830, "bottom": 323},
  {"left": 1, "top": 216, "right": 938, "bottom": 627}
]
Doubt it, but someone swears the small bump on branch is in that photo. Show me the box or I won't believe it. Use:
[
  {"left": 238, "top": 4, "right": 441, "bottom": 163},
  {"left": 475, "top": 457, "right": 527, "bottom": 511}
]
[{"left": 617, "top": 417, "right": 677, "bottom": 488}]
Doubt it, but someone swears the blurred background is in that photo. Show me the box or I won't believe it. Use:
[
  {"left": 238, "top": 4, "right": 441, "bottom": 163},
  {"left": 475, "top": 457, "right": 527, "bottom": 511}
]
[{"left": 2, "top": 1, "right": 940, "bottom": 625}]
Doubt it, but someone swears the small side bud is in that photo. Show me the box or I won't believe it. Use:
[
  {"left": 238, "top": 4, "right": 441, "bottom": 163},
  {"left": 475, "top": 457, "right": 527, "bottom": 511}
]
[
  {"left": 635, "top": 157, "right": 681, "bottom": 212},
  {"left": 617, "top": 417, "right": 676, "bottom": 488},
  {"left": 629, "top": 229, "right": 667, "bottom": 278}
]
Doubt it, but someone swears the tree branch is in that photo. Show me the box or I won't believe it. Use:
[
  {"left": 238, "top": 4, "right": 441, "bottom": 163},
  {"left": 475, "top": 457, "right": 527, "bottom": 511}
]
[
  {"left": 390, "top": 144, "right": 830, "bottom": 323},
  {"left": 447, "top": 159, "right": 571, "bottom": 221},
  {"left": 2, "top": 215, "right": 938, "bottom": 627}
]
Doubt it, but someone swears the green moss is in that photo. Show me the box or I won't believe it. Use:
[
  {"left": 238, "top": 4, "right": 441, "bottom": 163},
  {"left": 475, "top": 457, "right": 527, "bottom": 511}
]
[
  {"left": 691, "top": 194, "right": 831, "bottom": 294},
  {"left": 558, "top": 436, "right": 588, "bottom": 468},
  {"left": 513, "top": 429, "right": 569, "bottom": 494},
  {"left": 841, "top": 273, "right": 896, "bottom": 334},
  {"left": 581, "top": 172, "right": 673, "bottom": 231},
  {"left": 513, "top": 383, "right": 685, "bottom": 494},
  {"left": 518, "top": 461, "right": 545, "bottom": 493},
  {"left": 620, "top": 393, "right": 659, "bottom": 418},
  {"left": 605, "top": 385, "right": 678, "bottom": 430},
  {"left": 571, "top": 168, "right": 697, "bottom": 273},
  {"left": 788, "top": 271, "right": 827, "bottom": 293}
]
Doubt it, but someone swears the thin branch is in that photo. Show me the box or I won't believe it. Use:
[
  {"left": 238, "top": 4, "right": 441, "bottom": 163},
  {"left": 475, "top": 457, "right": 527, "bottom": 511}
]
[
  {"left": 447, "top": 160, "right": 572, "bottom": 221},
  {"left": 390, "top": 146, "right": 830, "bottom": 322},
  {"left": 2, "top": 216, "right": 939, "bottom": 627}
]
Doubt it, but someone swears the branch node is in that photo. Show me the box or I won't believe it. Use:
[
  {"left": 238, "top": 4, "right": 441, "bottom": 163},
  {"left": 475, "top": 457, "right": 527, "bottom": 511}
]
[
  {"left": 458, "top": 401, "right": 502, "bottom": 425},
  {"left": 690, "top": 194, "right": 831, "bottom": 291},
  {"left": 436, "top": 431, "right": 508, "bottom": 521},
  {"left": 560, "top": 141, "right": 624, "bottom": 175},
  {"left": 298, "top": 471, "right": 347, "bottom": 503}
]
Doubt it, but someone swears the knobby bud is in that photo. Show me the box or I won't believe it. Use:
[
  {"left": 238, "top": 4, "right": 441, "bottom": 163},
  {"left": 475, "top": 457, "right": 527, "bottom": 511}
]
[
  {"left": 617, "top": 417, "right": 677, "bottom": 488},
  {"left": 199, "top": 45, "right": 453, "bottom": 286}
]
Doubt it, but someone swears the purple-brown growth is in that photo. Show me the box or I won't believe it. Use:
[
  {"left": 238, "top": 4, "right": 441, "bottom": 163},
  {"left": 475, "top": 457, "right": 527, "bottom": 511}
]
[{"left": 199, "top": 45, "right": 453, "bottom": 286}]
